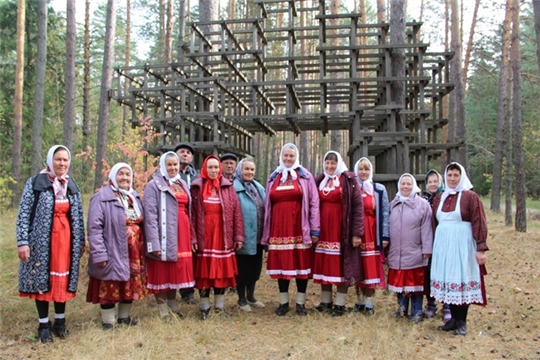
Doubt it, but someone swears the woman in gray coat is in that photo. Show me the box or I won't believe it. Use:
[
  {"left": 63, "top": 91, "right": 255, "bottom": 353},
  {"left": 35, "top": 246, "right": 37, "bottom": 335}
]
[
  {"left": 87, "top": 163, "right": 147, "bottom": 329},
  {"left": 387, "top": 173, "right": 433, "bottom": 323},
  {"left": 16, "top": 145, "right": 84, "bottom": 343}
]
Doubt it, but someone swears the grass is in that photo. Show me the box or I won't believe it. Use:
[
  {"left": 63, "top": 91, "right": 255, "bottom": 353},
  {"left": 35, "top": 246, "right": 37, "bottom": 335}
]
[{"left": 1, "top": 204, "right": 540, "bottom": 359}]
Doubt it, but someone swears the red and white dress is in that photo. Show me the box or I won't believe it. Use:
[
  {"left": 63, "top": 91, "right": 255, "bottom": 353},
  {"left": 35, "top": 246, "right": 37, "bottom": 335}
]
[
  {"left": 357, "top": 191, "right": 384, "bottom": 289},
  {"left": 194, "top": 190, "right": 238, "bottom": 289},
  {"left": 147, "top": 185, "right": 195, "bottom": 292},
  {"left": 313, "top": 181, "right": 344, "bottom": 284},
  {"left": 266, "top": 173, "right": 311, "bottom": 280}
]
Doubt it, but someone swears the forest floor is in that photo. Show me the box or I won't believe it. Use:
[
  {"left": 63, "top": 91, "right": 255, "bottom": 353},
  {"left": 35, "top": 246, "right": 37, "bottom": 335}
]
[{"left": 0, "top": 206, "right": 539, "bottom": 359}]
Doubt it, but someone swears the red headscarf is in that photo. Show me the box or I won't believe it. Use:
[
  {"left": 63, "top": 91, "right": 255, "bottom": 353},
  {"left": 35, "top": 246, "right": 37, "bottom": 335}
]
[{"left": 200, "top": 155, "right": 222, "bottom": 199}]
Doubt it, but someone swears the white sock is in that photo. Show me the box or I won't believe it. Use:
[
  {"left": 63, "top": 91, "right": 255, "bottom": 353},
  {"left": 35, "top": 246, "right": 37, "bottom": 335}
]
[
  {"left": 157, "top": 303, "right": 169, "bottom": 317},
  {"left": 279, "top": 292, "right": 289, "bottom": 305},
  {"left": 200, "top": 297, "right": 211, "bottom": 311},
  {"left": 214, "top": 294, "right": 225, "bottom": 309},
  {"left": 357, "top": 293, "right": 366, "bottom": 305},
  {"left": 101, "top": 308, "right": 115, "bottom": 325},
  {"left": 365, "top": 296, "right": 374, "bottom": 308},
  {"left": 335, "top": 292, "right": 347, "bottom": 306},
  {"left": 117, "top": 303, "right": 132, "bottom": 319},
  {"left": 54, "top": 313, "right": 65, "bottom": 320},
  {"left": 296, "top": 292, "right": 306, "bottom": 305},
  {"left": 166, "top": 299, "right": 179, "bottom": 312},
  {"left": 39, "top": 317, "right": 49, "bottom": 324},
  {"left": 321, "top": 290, "right": 332, "bottom": 304}
]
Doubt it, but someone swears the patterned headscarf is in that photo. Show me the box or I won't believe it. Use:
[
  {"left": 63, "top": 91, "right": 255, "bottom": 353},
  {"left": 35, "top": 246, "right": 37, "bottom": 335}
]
[
  {"left": 40, "top": 145, "right": 71, "bottom": 199},
  {"left": 396, "top": 173, "right": 421, "bottom": 202},
  {"left": 319, "top": 151, "right": 348, "bottom": 191},
  {"left": 425, "top": 169, "right": 444, "bottom": 195},
  {"left": 159, "top": 151, "right": 182, "bottom": 185},
  {"left": 440, "top": 162, "right": 473, "bottom": 204},
  {"left": 273, "top": 143, "right": 300, "bottom": 183},
  {"left": 200, "top": 155, "right": 222, "bottom": 199},
  {"left": 109, "top": 162, "right": 142, "bottom": 217},
  {"left": 354, "top": 157, "right": 374, "bottom": 196}
]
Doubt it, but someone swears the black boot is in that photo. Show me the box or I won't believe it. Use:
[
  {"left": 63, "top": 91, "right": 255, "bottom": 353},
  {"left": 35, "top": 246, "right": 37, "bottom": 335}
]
[
  {"left": 454, "top": 320, "right": 467, "bottom": 336},
  {"left": 275, "top": 303, "right": 289, "bottom": 316},
  {"left": 438, "top": 318, "right": 458, "bottom": 331},
  {"left": 51, "top": 318, "right": 69, "bottom": 339},
  {"left": 37, "top": 322, "right": 53, "bottom": 343}
]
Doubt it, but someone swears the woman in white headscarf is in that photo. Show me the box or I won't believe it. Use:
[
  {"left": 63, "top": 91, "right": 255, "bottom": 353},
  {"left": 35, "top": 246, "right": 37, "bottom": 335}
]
[
  {"left": 87, "top": 163, "right": 147, "bottom": 330},
  {"left": 144, "top": 152, "right": 194, "bottom": 318},
  {"left": 312, "top": 151, "right": 364, "bottom": 316},
  {"left": 352, "top": 157, "right": 389, "bottom": 315},
  {"left": 16, "top": 145, "right": 85, "bottom": 343},
  {"left": 261, "top": 143, "right": 320, "bottom": 316},
  {"left": 387, "top": 173, "right": 433, "bottom": 323},
  {"left": 430, "top": 162, "right": 488, "bottom": 336}
]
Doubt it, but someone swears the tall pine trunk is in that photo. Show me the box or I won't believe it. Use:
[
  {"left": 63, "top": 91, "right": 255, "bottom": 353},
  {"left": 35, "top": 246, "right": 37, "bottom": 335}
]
[
  {"left": 462, "top": 0, "right": 480, "bottom": 89},
  {"left": 12, "top": 0, "right": 25, "bottom": 205},
  {"left": 82, "top": 0, "right": 91, "bottom": 179},
  {"left": 63, "top": 0, "right": 76, "bottom": 150},
  {"left": 533, "top": 0, "right": 540, "bottom": 76}
]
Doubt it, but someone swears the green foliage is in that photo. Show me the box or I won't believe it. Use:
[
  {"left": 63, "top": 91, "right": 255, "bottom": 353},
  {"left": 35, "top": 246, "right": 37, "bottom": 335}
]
[{"left": 0, "top": 174, "right": 15, "bottom": 211}]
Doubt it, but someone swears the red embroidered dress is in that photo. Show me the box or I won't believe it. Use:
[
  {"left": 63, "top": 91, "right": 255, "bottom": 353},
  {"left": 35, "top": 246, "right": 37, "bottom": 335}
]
[
  {"left": 147, "top": 185, "right": 195, "bottom": 292},
  {"left": 266, "top": 173, "right": 311, "bottom": 280},
  {"left": 313, "top": 181, "right": 344, "bottom": 284},
  {"left": 358, "top": 191, "right": 384, "bottom": 289},
  {"left": 194, "top": 189, "right": 238, "bottom": 289}
]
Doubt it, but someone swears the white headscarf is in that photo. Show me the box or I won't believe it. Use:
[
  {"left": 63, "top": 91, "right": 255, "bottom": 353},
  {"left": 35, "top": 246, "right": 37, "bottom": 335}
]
[
  {"left": 274, "top": 143, "right": 300, "bottom": 183},
  {"left": 40, "top": 145, "right": 71, "bottom": 199},
  {"left": 440, "top": 162, "right": 473, "bottom": 204},
  {"left": 354, "top": 157, "right": 374, "bottom": 196},
  {"left": 109, "top": 162, "right": 142, "bottom": 217},
  {"left": 396, "top": 173, "right": 421, "bottom": 202},
  {"left": 319, "top": 151, "right": 348, "bottom": 191},
  {"left": 159, "top": 151, "right": 182, "bottom": 185}
]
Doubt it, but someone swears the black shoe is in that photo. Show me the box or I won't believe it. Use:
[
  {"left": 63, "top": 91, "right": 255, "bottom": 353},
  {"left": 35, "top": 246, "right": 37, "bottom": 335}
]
[
  {"left": 102, "top": 323, "right": 114, "bottom": 330},
  {"left": 172, "top": 310, "right": 185, "bottom": 319},
  {"left": 275, "top": 303, "right": 289, "bottom": 316},
  {"left": 313, "top": 302, "right": 333, "bottom": 312},
  {"left": 351, "top": 304, "right": 365, "bottom": 313},
  {"left": 51, "top": 319, "right": 69, "bottom": 339},
  {"left": 117, "top": 316, "right": 138, "bottom": 326},
  {"left": 296, "top": 304, "right": 307, "bottom": 316},
  {"left": 200, "top": 308, "right": 210, "bottom": 320},
  {"left": 330, "top": 305, "right": 346, "bottom": 317},
  {"left": 438, "top": 318, "right": 458, "bottom": 331},
  {"left": 364, "top": 307, "right": 375, "bottom": 316},
  {"left": 454, "top": 320, "right": 467, "bottom": 336},
  {"left": 37, "top": 323, "right": 53, "bottom": 343}
]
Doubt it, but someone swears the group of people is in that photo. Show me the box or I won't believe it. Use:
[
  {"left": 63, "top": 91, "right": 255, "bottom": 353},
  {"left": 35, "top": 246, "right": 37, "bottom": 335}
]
[{"left": 16, "top": 143, "right": 488, "bottom": 343}]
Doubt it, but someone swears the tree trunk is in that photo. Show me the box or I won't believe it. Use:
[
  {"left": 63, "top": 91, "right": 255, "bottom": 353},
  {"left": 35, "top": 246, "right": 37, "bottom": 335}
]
[
  {"left": 377, "top": 0, "right": 386, "bottom": 22},
  {"left": 462, "top": 0, "right": 480, "bottom": 89},
  {"left": 12, "top": 0, "right": 25, "bottom": 205},
  {"left": 178, "top": 0, "right": 186, "bottom": 63},
  {"left": 228, "top": 0, "right": 235, "bottom": 19},
  {"left": 533, "top": 0, "right": 540, "bottom": 76},
  {"left": 122, "top": 0, "right": 131, "bottom": 136},
  {"left": 505, "top": 72, "right": 513, "bottom": 227},
  {"left": 329, "top": 0, "right": 342, "bottom": 151},
  {"left": 159, "top": 0, "right": 165, "bottom": 61},
  {"left": 490, "top": 0, "right": 512, "bottom": 213},
  {"left": 63, "top": 0, "right": 76, "bottom": 150},
  {"left": 93, "top": 0, "right": 117, "bottom": 191},
  {"left": 442, "top": 0, "right": 450, "bottom": 165},
  {"left": 83, "top": 0, "right": 91, "bottom": 152},
  {"left": 511, "top": 0, "right": 526, "bottom": 232},
  {"left": 199, "top": 0, "right": 219, "bottom": 36},
  {"left": 31, "top": 0, "right": 47, "bottom": 175},
  {"left": 164, "top": 0, "right": 173, "bottom": 63}
]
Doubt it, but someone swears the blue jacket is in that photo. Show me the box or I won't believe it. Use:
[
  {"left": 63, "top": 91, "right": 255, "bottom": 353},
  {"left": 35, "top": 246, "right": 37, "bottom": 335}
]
[{"left": 233, "top": 178, "right": 266, "bottom": 255}]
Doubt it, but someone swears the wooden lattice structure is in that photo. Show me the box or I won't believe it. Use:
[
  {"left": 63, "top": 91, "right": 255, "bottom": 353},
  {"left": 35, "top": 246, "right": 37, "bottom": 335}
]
[{"left": 112, "top": 0, "right": 459, "bottom": 183}]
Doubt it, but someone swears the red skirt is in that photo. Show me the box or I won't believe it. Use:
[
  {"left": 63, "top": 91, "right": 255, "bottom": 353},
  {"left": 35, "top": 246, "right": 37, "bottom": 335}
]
[
  {"left": 266, "top": 175, "right": 311, "bottom": 280},
  {"left": 387, "top": 267, "right": 425, "bottom": 293}
]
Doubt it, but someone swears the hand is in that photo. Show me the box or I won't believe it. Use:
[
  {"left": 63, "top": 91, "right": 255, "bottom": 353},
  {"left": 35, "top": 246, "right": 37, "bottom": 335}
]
[
  {"left": 476, "top": 251, "right": 486, "bottom": 265},
  {"left": 311, "top": 236, "right": 319, "bottom": 244},
  {"left": 96, "top": 261, "right": 107, "bottom": 268},
  {"left": 423, "top": 254, "right": 431, "bottom": 259},
  {"left": 192, "top": 243, "right": 198, "bottom": 252},
  {"left": 152, "top": 250, "right": 162, "bottom": 257},
  {"left": 352, "top": 235, "right": 361, "bottom": 247},
  {"left": 234, "top": 242, "right": 243, "bottom": 251},
  {"left": 18, "top": 245, "right": 30, "bottom": 263},
  {"left": 382, "top": 241, "right": 389, "bottom": 248}
]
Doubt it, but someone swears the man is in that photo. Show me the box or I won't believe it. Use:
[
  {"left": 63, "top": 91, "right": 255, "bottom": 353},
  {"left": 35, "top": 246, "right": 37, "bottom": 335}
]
[
  {"left": 174, "top": 143, "right": 199, "bottom": 304},
  {"left": 175, "top": 143, "right": 199, "bottom": 186},
  {"left": 220, "top": 153, "right": 238, "bottom": 181}
]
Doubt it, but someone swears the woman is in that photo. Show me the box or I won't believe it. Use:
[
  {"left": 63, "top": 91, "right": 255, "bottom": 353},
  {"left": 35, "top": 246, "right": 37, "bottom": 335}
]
[
  {"left": 387, "top": 173, "right": 433, "bottom": 323},
  {"left": 233, "top": 158, "right": 266, "bottom": 312},
  {"left": 421, "top": 169, "right": 450, "bottom": 321},
  {"left": 261, "top": 143, "right": 320, "bottom": 316},
  {"left": 87, "top": 163, "right": 147, "bottom": 329},
  {"left": 431, "top": 162, "right": 488, "bottom": 336},
  {"left": 352, "top": 157, "right": 389, "bottom": 315},
  {"left": 313, "top": 151, "right": 364, "bottom": 316},
  {"left": 144, "top": 152, "right": 195, "bottom": 318},
  {"left": 16, "top": 145, "right": 84, "bottom": 343},
  {"left": 190, "top": 155, "right": 244, "bottom": 320}
]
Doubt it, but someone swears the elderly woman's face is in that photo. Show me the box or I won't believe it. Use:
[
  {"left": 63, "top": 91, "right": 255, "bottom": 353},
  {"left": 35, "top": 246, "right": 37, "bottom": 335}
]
[
  {"left": 242, "top": 161, "right": 255, "bottom": 182},
  {"left": 281, "top": 148, "right": 296, "bottom": 168},
  {"left": 426, "top": 173, "right": 440, "bottom": 194},
  {"left": 52, "top": 149, "right": 70, "bottom": 177},
  {"left": 324, "top": 158, "right": 338, "bottom": 175},
  {"left": 206, "top": 158, "right": 220, "bottom": 180},
  {"left": 116, "top": 167, "right": 132, "bottom": 190},
  {"left": 165, "top": 156, "right": 179, "bottom": 178},
  {"left": 357, "top": 164, "right": 370, "bottom": 182},
  {"left": 399, "top": 176, "right": 413, "bottom": 198},
  {"left": 446, "top": 168, "right": 461, "bottom": 189}
]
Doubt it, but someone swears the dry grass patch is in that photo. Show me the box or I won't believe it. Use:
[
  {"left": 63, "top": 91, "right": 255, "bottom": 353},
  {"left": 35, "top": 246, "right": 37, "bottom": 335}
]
[{"left": 1, "top": 207, "right": 540, "bottom": 359}]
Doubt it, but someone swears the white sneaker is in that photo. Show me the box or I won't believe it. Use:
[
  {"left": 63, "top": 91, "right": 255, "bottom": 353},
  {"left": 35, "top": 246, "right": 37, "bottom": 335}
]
[{"left": 247, "top": 300, "right": 266, "bottom": 309}]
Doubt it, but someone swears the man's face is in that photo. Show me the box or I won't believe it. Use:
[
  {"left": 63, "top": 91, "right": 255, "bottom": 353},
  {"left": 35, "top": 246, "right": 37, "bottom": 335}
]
[
  {"left": 176, "top": 148, "right": 193, "bottom": 168},
  {"left": 222, "top": 159, "right": 237, "bottom": 178}
]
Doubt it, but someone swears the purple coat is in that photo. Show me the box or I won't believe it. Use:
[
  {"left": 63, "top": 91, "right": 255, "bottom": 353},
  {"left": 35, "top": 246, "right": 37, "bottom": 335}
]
[
  {"left": 144, "top": 174, "right": 191, "bottom": 261},
  {"left": 87, "top": 185, "right": 144, "bottom": 281},
  {"left": 387, "top": 194, "right": 433, "bottom": 270},
  {"left": 261, "top": 167, "right": 320, "bottom": 245}
]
